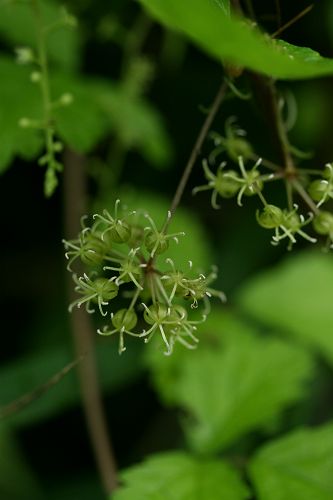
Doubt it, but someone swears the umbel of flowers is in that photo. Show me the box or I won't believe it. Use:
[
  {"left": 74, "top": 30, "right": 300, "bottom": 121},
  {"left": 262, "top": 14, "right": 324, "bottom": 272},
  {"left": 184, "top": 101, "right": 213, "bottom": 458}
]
[
  {"left": 63, "top": 200, "right": 225, "bottom": 355},
  {"left": 193, "top": 117, "right": 333, "bottom": 251}
]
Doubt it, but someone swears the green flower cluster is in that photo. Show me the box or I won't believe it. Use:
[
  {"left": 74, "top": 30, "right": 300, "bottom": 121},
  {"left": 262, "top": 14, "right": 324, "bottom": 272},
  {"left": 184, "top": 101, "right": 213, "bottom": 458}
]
[
  {"left": 194, "top": 118, "right": 333, "bottom": 251},
  {"left": 63, "top": 200, "right": 225, "bottom": 355}
]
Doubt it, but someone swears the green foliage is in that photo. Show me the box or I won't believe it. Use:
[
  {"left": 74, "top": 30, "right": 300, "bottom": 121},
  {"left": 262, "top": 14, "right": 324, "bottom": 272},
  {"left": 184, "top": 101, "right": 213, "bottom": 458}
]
[
  {"left": 112, "top": 451, "right": 248, "bottom": 500},
  {"left": 0, "top": 57, "right": 42, "bottom": 172},
  {"left": 0, "top": 0, "right": 79, "bottom": 70},
  {"left": 95, "top": 82, "right": 172, "bottom": 167},
  {"left": 146, "top": 310, "right": 313, "bottom": 453},
  {"left": 139, "top": 0, "right": 333, "bottom": 80},
  {"left": 236, "top": 252, "right": 333, "bottom": 365},
  {"left": 2, "top": 0, "right": 333, "bottom": 497},
  {"left": 249, "top": 422, "right": 333, "bottom": 500}
]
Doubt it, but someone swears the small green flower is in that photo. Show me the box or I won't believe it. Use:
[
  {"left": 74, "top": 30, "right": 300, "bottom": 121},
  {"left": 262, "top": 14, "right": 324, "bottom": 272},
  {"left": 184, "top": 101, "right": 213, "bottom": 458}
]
[
  {"left": 69, "top": 274, "right": 118, "bottom": 316},
  {"left": 256, "top": 204, "right": 283, "bottom": 229},
  {"left": 308, "top": 164, "right": 333, "bottom": 207},
  {"left": 313, "top": 211, "right": 333, "bottom": 236},
  {"left": 272, "top": 205, "right": 317, "bottom": 250},
  {"left": 63, "top": 221, "right": 108, "bottom": 270},
  {"left": 93, "top": 199, "right": 131, "bottom": 244},
  {"left": 192, "top": 160, "right": 241, "bottom": 209},
  {"left": 143, "top": 212, "right": 185, "bottom": 257},
  {"left": 104, "top": 247, "right": 143, "bottom": 290},
  {"left": 209, "top": 116, "right": 253, "bottom": 163},
  {"left": 98, "top": 309, "right": 139, "bottom": 354}
]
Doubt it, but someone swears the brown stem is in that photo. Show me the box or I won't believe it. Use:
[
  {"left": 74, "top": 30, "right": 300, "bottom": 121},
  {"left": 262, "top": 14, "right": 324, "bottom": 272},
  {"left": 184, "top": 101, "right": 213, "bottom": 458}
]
[
  {"left": 292, "top": 178, "right": 320, "bottom": 214},
  {"left": 162, "top": 81, "right": 227, "bottom": 233},
  {"left": 63, "top": 149, "right": 118, "bottom": 494}
]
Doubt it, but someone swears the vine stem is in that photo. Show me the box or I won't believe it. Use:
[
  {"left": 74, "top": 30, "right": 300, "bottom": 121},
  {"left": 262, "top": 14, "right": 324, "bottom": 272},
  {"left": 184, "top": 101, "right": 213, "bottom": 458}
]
[
  {"left": 162, "top": 81, "right": 227, "bottom": 233},
  {"left": 31, "top": 0, "right": 57, "bottom": 188},
  {"left": 63, "top": 149, "right": 118, "bottom": 494}
]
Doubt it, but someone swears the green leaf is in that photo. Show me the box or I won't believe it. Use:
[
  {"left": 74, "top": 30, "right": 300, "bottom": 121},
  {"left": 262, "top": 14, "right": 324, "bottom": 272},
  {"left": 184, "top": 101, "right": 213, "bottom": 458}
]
[
  {"left": 51, "top": 74, "right": 108, "bottom": 154},
  {"left": 0, "top": 428, "right": 42, "bottom": 499},
  {"left": 0, "top": 1, "right": 79, "bottom": 70},
  {"left": 0, "top": 57, "right": 43, "bottom": 173},
  {"left": 212, "top": 0, "right": 230, "bottom": 16},
  {"left": 113, "top": 451, "right": 249, "bottom": 500},
  {"left": 236, "top": 251, "right": 333, "bottom": 366},
  {"left": 95, "top": 82, "right": 172, "bottom": 167},
  {"left": 249, "top": 422, "right": 333, "bottom": 500},
  {"left": 147, "top": 310, "right": 313, "bottom": 453},
  {"left": 139, "top": 0, "right": 333, "bottom": 80}
]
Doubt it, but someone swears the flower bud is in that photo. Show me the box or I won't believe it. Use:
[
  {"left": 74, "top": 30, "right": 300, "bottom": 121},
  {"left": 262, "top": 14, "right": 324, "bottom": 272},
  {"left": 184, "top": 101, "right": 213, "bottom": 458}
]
[
  {"left": 144, "top": 303, "right": 169, "bottom": 324},
  {"left": 112, "top": 309, "right": 137, "bottom": 330},
  {"left": 313, "top": 211, "right": 333, "bottom": 235},
  {"left": 145, "top": 230, "right": 169, "bottom": 255},
  {"left": 256, "top": 204, "right": 283, "bottom": 229},
  {"left": 216, "top": 170, "right": 240, "bottom": 198},
  {"left": 92, "top": 278, "right": 118, "bottom": 302},
  {"left": 106, "top": 221, "right": 131, "bottom": 244},
  {"left": 308, "top": 180, "right": 330, "bottom": 202},
  {"left": 226, "top": 137, "right": 253, "bottom": 162}
]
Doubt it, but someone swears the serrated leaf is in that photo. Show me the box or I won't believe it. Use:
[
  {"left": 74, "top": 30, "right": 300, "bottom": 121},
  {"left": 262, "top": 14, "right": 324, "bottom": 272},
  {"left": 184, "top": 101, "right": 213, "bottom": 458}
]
[
  {"left": 147, "top": 310, "right": 313, "bottom": 453},
  {"left": 113, "top": 451, "right": 249, "bottom": 500},
  {"left": 0, "top": 0, "right": 79, "bottom": 70},
  {"left": 249, "top": 423, "right": 333, "bottom": 500},
  {"left": 139, "top": 0, "right": 333, "bottom": 80},
  {"left": 236, "top": 251, "right": 333, "bottom": 366},
  {"left": 145, "top": 310, "right": 256, "bottom": 406}
]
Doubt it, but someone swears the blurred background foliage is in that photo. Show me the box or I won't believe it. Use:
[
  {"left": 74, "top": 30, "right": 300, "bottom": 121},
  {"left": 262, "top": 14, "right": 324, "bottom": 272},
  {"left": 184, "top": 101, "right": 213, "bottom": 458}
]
[{"left": 1, "top": 0, "right": 333, "bottom": 498}]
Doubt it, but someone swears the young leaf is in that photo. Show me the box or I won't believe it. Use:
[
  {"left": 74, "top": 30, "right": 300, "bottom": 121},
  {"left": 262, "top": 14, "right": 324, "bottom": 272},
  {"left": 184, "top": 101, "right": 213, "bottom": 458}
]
[
  {"left": 236, "top": 252, "right": 333, "bottom": 366},
  {"left": 249, "top": 422, "right": 333, "bottom": 500},
  {"left": 113, "top": 451, "right": 249, "bottom": 500},
  {"left": 146, "top": 310, "right": 313, "bottom": 453},
  {"left": 139, "top": 0, "right": 333, "bottom": 80}
]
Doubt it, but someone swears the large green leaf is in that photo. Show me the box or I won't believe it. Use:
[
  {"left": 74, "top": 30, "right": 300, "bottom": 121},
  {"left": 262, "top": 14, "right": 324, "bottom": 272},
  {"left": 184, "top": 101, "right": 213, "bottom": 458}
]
[
  {"left": 139, "top": 0, "right": 333, "bottom": 80},
  {"left": 249, "top": 422, "right": 333, "bottom": 500},
  {"left": 146, "top": 310, "right": 313, "bottom": 453},
  {"left": 0, "top": 0, "right": 79, "bottom": 70},
  {"left": 94, "top": 82, "right": 172, "bottom": 167},
  {"left": 0, "top": 57, "right": 43, "bottom": 173},
  {"left": 113, "top": 451, "right": 249, "bottom": 500},
  {"left": 51, "top": 74, "right": 109, "bottom": 154},
  {"left": 236, "top": 251, "right": 333, "bottom": 365}
]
